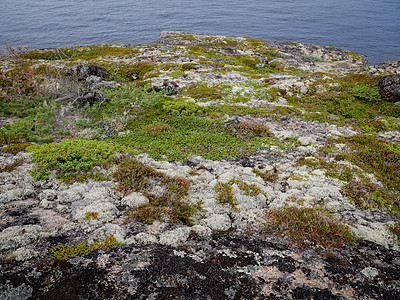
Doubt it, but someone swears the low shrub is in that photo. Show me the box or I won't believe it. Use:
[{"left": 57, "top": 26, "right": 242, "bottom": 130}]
[
  {"left": 0, "top": 159, "right": 25, "bottom": 173},
  {"left": 261, "top": 206, "right": 355, "bottom": 251},
  {"left": 1, "top": 143, "right": 31, "bottom": 154},
  {"left": 27, "top": 139, "right": 125, "bottom": 183},
  {"left": 113, "top": 157, "right": 201, "bottom": 225},
  {"left": 49, "top": 236, "right": 121, "bottom": 261},
  {"left": 162, "top": 99, "right": 206, "bottom": 116},
  {"left": 215, "top": 182, "right": 237, "bottom": 210}
]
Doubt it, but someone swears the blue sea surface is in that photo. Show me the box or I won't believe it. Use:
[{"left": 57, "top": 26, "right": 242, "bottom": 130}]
[{"left": 0, "top": 0, "right": 399, "bottom": 64}]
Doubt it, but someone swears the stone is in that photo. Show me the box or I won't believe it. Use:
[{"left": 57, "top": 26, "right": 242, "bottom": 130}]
[
  {"left": 85, "top": 75, "right": 103, "bottom": 88},
  {"left": 149, "top": 80, "right": 180, "bottom": 95},
  {"left": 202, "top": 214, "right": 232, "bottom": 232},
  {"left": 378, "top": 74, "right": 400, "bottom": 102},
  {"left": 121, "top": 192, "right": 149, "bottom": 208},
  {"left": 66, "top": 64, "right": 107, "bottom": 81}
]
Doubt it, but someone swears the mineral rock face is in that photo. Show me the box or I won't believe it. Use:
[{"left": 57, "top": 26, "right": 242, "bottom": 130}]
[
  {"left": 378, "top": 74, "right": 400, "bottom": 102},
  {"left": 65, "top": 64, "right": 107, "bottom": 81}
]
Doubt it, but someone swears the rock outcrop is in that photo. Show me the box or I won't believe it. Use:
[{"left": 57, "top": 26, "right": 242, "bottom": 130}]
[
  {"left": 1, "top": 31, "right": 399, "bottom": 299},
  {"left": 379, "top": 74, "right": 400, "bottom": 102}
]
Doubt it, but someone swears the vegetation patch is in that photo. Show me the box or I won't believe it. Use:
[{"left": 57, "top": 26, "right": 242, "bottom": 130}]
[
  {"left": 113, "top": 112, "right": 292, "bottom": 161},
  {"left": 182, "top": 82, "right": 227, "bottom": 101},
  {"left": 215, "top": 182, "right": 237, "bottom": 210},
  {"left": 0, "top": 105, "right": 57, "bottom": 145},
  {"left": 340, "top": 134, "right": 399, "bottom": 190},
  {"left": 214, "top": 179, "right": 266, "bottom": 210},
  {"left": 27, "top": 139, "right": 126, "bottom": 183},
  {"left": 0, "top": 158, "right": 25, "bottom": 173},
  {"left": 232, "top": 121, "right": 273, "bottom": 138},
  {"left": 298, "top": 135, "right": 400, "bottom": 216},
  {"left": 1, "top": 143, "right": 32, "bottom": 154},
  {"left": 261, "top": 206, "right": 355, "bottom": 252},
  {"left": 49, "top": 236, "right": 121, "bottom": 261},
  {"left": 285, "top": 74, "right": 400, "bottom": 128},
  {"left": 22, "top": 46, "right": 139, "bottom": 61},
  {"left": 387, "top": 221, "right": 400, "bottom": 246},
  {"left": 162, "top": 99, "right": 206, "bottom": 116},
  {"left": 113, "top": 157, "right": 201, "bottom": 225},
  {"left": 253, "top": 168, "right": 279, "bottom": 183},
  {"left": 84, "top": 211, "right": 99, "bottom": 220}
]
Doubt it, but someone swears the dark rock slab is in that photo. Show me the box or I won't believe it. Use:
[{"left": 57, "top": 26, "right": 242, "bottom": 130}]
[
  {"left": 1, "top": 235, "right": 399, "bottom": 300},
  {"left": 65, "top": 64, "right": 107, "bottom": 81},
  {"left": 378, "top": 74, "right": 400, "bottom": 102}
]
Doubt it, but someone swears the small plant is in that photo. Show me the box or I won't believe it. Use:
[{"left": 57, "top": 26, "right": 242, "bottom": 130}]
[
  {"left": 1, "top": 143, "right": 31, "bottom": 154},
  {"left": 113, "top": 157, "right": 201, "bottom": 225},
  {"left": 261, "top": 206, "right": 355, "bottom": 251},
  {"left": 162, "top": 99, "right": 206, "bottom": 116},
  {"left": 27, "top": 139, "right": 126, "bottom": 183},
  {"left": 350, "top": 84, "right": 381, "bottom": 102},
  {"left": 253, "top": 168, "right": 279, "bottom": 183},
  {"left": 0, "top": 159, "right": 25, "bottom": 173},
  {"left": 387, "top": 221, "right": 400, "bottom": 246},
  {"left": 215, "top": 181, "right": 237, "bottom": 210},
  {"left": 49, "top": 236, "right": 122, "bottom": 261},
  {"left": 141, "top": 122, "right": 174, "bottom": 136},
  {"left": 232, "top": 121, "right": 273, "bottom": 139},
  {"left": 182, "top": 82, "right": 226, "bottom": 101},
  {"left": 84, "top": 211, "right": 99, "bottom": 220}
]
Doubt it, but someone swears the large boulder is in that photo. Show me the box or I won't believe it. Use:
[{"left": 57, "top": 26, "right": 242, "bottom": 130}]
[
  {"left": 378, "top": 74, "right": 400, "bottom": 102},
  {"left": 66, "top": 64, "right": 107, "bottom": 81}
]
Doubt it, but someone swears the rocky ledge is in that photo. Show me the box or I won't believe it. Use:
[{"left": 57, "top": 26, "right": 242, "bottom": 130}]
[{"left": 0, "top": 31, "right": 399, "bottom": 299}]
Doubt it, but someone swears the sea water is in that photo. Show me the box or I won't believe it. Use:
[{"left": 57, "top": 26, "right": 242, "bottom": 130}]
[{"left": 1, "top": 0, "right": 399, "bottom": 64}]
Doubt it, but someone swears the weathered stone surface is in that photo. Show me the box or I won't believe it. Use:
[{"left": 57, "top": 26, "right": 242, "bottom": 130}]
[
  {"left": 65, "top": 64, "right": 107, "bottom": 81},
  {"left": 378, "top": 74, "right": 400, "bottom": 102},
  {"left": 1, "top": 235, "right": 399, "bottom": 299}
]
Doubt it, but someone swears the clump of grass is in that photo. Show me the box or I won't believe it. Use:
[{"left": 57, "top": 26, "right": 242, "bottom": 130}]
[
  {"left": 84, "top": 211, "right": 99, "bottom": 220},
  {"left": 1, "top": 143, "right": 31, "bottom": 154},
  {"left": 49, "top": 236, "right": 121, "bottom": 261},
  {"left": 182, "top": 82, "right": 227, "bottom": 101},
  {"left": 253, "top": 168, "right": 279, "bottom": 183},
  {"left": 141, "top": 122, "right": 174, "bottom": 136},
  {"left": 113, "top": 157, "right": 201, "bottom": 225},
  {"left": 340, "top": 180, "right": 399, "bottom": 215},
  {"left": 261, "top": 206, "right": 355, "bottom": 251},
  {"left": 215, "top": 181, "right": 237, "bottom": 210},
  {"left": 232, "top": 121, "right": 273, "bottom": 138},
  {"left": 162, "top": 99, "right": 206, "bottom": 116},
  {"left": 387, "top": 221, "right": 400, "bottom": 246},
  {"left": 27, "top": 139, "right": 127, "bottom": 183},
  {"left": 341, "top": 134, "right": 399, "bottom": 190},
  {"left": 0, "top": 158, "right": 25, "bottom": 173}
]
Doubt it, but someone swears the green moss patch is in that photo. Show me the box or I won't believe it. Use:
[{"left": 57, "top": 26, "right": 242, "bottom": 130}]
[
  {"left": 27, "top": 139, "right": 128, "bottom": 183},
  {"left": 50, "top": 236, "right": 121, "bottom": 261}
]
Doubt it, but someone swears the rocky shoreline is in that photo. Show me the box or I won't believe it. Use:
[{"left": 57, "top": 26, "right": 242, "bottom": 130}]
[{"left": 0, "top": 31, "right": 399, "bottom": 299}]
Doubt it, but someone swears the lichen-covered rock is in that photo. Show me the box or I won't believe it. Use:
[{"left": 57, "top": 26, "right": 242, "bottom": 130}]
[
  {"left": 378, "top": 74, "right": 400, "bottom": 102},
  {"left": 65, "top": 64, "right": 107, "bottom": 81}
]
